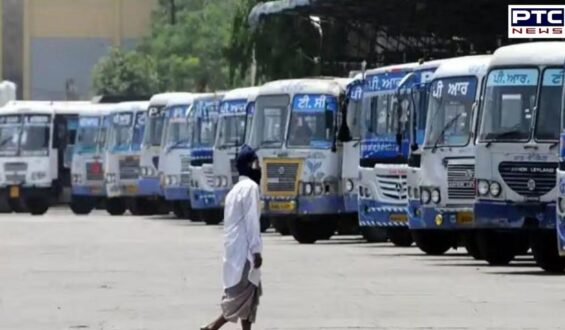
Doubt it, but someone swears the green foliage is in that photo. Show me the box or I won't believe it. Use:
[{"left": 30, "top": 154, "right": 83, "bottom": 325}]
[
  {"left": 92, "top": 48, "right": 159, "bottom": 97},
  {"left": 140, "top": 0, "right": 238, "bottom": 92},
  {"left": 227, "top": 0, "right": 323, "bottom": 85}
]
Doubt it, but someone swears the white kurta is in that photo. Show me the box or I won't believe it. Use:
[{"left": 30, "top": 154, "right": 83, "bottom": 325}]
[{"left": 222, "top": 176, "right": 263, "bottom": 289}]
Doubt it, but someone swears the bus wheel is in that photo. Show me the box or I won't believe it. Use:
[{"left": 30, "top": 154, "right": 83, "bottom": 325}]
[
  {"left": 173, "top": 202, "right": 186, "bottom": 219},
  {"left": 106, "top": 198, "right": 126, "bottom": 216},
  {"left": 27, "top": 198, "right": 49, "bottom": 215},
  {"left": 70, "top": 196, "right": 94, "bottom": 215},
  {"left": 260, "top": 216, "right": 270, "bottom": 233},
  {"left": 531, "top": 230, "right": 565, "bottom": 273},
  {"left": 318, "top": 219, "right": 337, "bottom": 240},
  {"left": 202, "top": 210, "right": 223, "bottom": 225},
  {"left": 412, "top": 230, "right": 454, "bottom": 255},
  {"left": 464, "top": 233, "right": 483, "bottom": 260},
  {"left": 289, "top": 218, "right": 320, "bottom": 244},
  {"left": 9, "top": 198, "right": 27, "bottom": 213},
  {"left": 513, "top": 232, "right": 530, "bottom": 255},
  {"left": 271, "top": 218, "right": 290, "bottom": 236},
  {"left": 0, "top": 195, "right": 11, "bottom": 213},
  {"left": 129, "top": 198, "right": 153, "bottom": 216},
  {"left": 477, "top": 231, "right": 515, "bottom": 265},
  {"left": 360, "top": 227, "right": 388, "bottom": 243},
  {"left": 388, "top": 228, "right": 413, "bottom": 247}
]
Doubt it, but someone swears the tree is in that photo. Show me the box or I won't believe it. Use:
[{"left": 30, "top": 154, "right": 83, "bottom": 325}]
[
  {"left": 140, "top": 0, "right": 238, "bottom": 92},
  {"left": 92, "top": 48, "right": 159, "bottom": 96},
  {"left": 226, "top": 0, "right": 323, "bottom": 85}
]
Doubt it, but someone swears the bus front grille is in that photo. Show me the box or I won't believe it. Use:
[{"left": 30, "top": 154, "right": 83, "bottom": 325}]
[
  {"left": 376, "top": 174, "right": 407, "bottom": 201},
  {"left": 499, "top": 162, "right": 557, "bottom": 197},
  {"left": 119, "top": 157, "right": 140, "bottom": 180},
  {"left": 447, "top": 164, "right": 475, "bottom": 200},
  {"left": 265, "top": 160, "right": 301, "bottom": 195}
]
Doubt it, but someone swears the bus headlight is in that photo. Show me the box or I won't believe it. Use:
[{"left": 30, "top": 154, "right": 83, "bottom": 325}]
[
  {"left": 489, "top": 181, "right": 501, "bottom": 197},
  {"left": 71, "top": 173, "right": 81, "bottom": 184},
  {"left": 559, "top": 198, "right": 565, "bottom": 214},
  {"left": 364, "top": 187, "right": 371, "bottom": 198},
  {"left": 166, "top": 175, "right": 179, "bottom": 186},
  {"left": 431, "top": 188, "right": 441, "bottom": 204},
  {"left": 302, "top": 183, "right": 313, "bottom": 195},
  {"left": 221, "top": 176, "right": 228, "bottom": 187},
  {"left": 214, "top": 177, "right": 222, "bottom": 188},
  {"left": 345, "top": 179, "right": 354, "bottom": 192},
  {"left": 106, "top": 173, "right": 116, "bottom": 184},
  {"left": 314, "top": 183, "right": 323, "bottom": 195},
  {"left": 140, "top": 167, "right": 148, "bottom": 176},
  {"left": 421, "top": 188, "right": 431, "bottom": 204},
  {"left": 477, "top": 180, "right": 489, "bottom": 196}
]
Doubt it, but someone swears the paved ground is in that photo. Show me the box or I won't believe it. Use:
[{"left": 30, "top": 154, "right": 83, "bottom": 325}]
[{"left": 0, "top": 209, "right": 564, "bottom": 330}]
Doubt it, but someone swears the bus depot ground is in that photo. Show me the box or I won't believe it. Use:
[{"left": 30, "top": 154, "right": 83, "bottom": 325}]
[{"left": 0, "top": 208, "right": 563, "bottom": 330}]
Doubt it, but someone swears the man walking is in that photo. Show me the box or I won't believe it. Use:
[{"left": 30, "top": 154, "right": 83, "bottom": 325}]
[{"left": 202, "top": 145, "right": 263, "bottom": 330}]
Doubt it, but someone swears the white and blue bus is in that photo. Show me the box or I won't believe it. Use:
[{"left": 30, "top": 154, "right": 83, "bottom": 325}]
[
  {"left": 250, "top": 78, "right": 352, "bottom": 243},
  {"left": 475, "top": 42, "right": 565, "bottom": 269},
  {"left": 188, "top": 93, "right": 224, "bottom": 224},
  {"left": 211, "top": 87, "right": 260, "bottom": 223},
  {"left": 411, "top": 55, "right": 491, "bottom": 256},
  {"left": 70, "top": 103, "right": 113, "bottom": 214},
  {"left": 159, "top": 94, "right": 195, "bottom": 219},
  {"left": 139, "top": 93, "right": 191, "bottom": 211},
  {"left": 104, "top": 101, "right": 148, "bottom": 216}
]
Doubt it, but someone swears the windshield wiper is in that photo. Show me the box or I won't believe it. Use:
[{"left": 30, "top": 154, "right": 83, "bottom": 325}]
[
  {"left": 166, "top": 139, "right": 190, "bottom": 153},
  {"left": 484, "top": 130, "right": 525, "bottom": 148},
  {"left": 431, "top": 112, "right": 465, "bottom": 152},
  {"left": 0, "top": 137, "right": 12, "bottom": 147},
  {"left": 261, "top": 139, "right": 281, "bottom": 146}
]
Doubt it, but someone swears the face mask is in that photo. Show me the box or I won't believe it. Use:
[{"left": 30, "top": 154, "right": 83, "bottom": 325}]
[{"left": 249, "top": 168, "right": 262, "bottom": 186}]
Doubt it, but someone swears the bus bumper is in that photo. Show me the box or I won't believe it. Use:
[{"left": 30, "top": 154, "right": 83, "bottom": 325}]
[{"left": 474, "top": 199, "right": 555, "bottom": 229}]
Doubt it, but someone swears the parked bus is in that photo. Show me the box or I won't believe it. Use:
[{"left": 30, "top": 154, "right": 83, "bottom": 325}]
[
  {"left": 211, "top": 87, "right": 261, "bottom": 225},
  {"left": 474, "top": 42, "right": 565, "bottom": 270},
  {"left": 411, "top": 55, "right": 491, "bottom": 256},
  {"left": 104, "top": 101, "right": 148, "bottom": 215},
  {"left": 139, "top": 93, "right": 191, "bottom": 212},
  {"left": 0, "top": 101, "right": 87, "bottom": 214},
  {"left": 159, "top": 94, "right": 195, "bottom": 219},
  {"left": 188, "top": 93, "right": 224, "bottom": 224},
  {"left": 70, "top": 103, "right": 113, "bottom": 214},
  {"left": 249, "top": 78, "right": 353, "bottom": 243}
]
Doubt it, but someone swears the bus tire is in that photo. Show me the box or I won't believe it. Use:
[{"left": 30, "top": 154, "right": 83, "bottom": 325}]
[
  {"left": 106, "top": 198, "right": 126, "bottom": 216},
  {"left": 202, "top": 210, "right": 223, "bottom": 225},
  {"left": 271, "top": 218, "right": 290, "bottom": 236},
  {"left": 289, "top": 218, "right": 319, "bottom": 244},
  {"left": 463, "top": 233, "right": 483, "bottom": 260},
  {"left": 173, "top": 202, "right": 186, "bottom": 219},
  {"left": 387, "top": 228, "right": 413, "bottom": 247},
  {"left": 319, "top": 219, "right": 337, "bottom": 240},
  {"left": 70, "top": 196, "right": 94, "bottom": 215},
  {"left": 513, "top": 232, "right": 530, "bottom": 255},
  {"left": 531, "top": 230, "right": 565, "bottom": 273},
  {"left": 27, "top": 198, "right": 49, "bottom": 215},
  {"left": 129, "top": 198, "right": 153, "bottom": 216},
  {"left": 260, "top": 216, "right": 270, "bottom": 233},
  {"left": 413, "top": 230, "right": 453, "bottom": 255},
  {"left": 477, "top": 231, "right": 515, "bottom": 266},
  {"left": 360, "top": 227, "right": 388, "bottom": 243}
]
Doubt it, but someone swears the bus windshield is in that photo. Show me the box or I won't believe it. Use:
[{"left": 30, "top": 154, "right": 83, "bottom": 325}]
[
  {"left": 0, "top": 115, "right": 22, "bottom": 157},
  {"left": 21, "top": 115, "right": 50, "bottom": 157},
  {"left": 362, "top": 93, "right": 405, "bottom": 137},
  {"left": 109, "top": 112, "right": 133, "bottom": 150},
  {"left": 97, "top": 116, "right": 110, "bottom": 150},
  {"left": 479, "top": 68, "right": 538, "bottom": 141},
  {"left": 425, "top": 77, "right": 477, "bottom": 147},
  {"left": 131, "top": 112, "right": 146, "bottom": 150},
  {"left": 216, "top": 114, "right": 246, "bottom": 148},
  {"left": 76, "top": 116, "right": 100, "bottom": 153},
  {"left": 251, "top": 95, "right": 290, "bottom": 148},
  {"left": 535, "top": 68, "right": 563, "bottom": 140},
  {"left": 192, "top": 102, "right": 218, "bottom": 148},
  {"left": 163, "top": 105, "right": 191, "bottom": 150},
  {"left": 287, "top": 94, "right": 336, "bottom": 148},
  {"left": 143, "top": 105, "right": 165, "bottom": 147}
]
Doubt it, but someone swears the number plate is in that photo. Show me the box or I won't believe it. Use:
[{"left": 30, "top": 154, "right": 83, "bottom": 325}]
[
  {"left": 390, "top": 213, "right": 408, "bottom": 222},
  {"left": 9, "top": 186, "right": 19, "bottom": 198},
  {"left": 456, "top": 212, "right": 473, "bottom": 224},
  {"left": 269, "top": 201, "right": 295, "bottom": 211},
  {"left": 125, "top": 185, "right": 138, "bottom": 194}
]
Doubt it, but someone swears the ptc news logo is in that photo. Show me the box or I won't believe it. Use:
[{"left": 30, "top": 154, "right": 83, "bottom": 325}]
[{"left": 509, "top": 5, "right": 565, "bottom": 38}]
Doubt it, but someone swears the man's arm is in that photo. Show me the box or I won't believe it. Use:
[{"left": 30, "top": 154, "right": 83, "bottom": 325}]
[{"left": 244, "top": 184, "right": 263, "bottom": 268}]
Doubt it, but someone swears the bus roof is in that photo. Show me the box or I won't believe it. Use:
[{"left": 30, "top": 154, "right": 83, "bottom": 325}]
[
  {"left": 0, "top": 101, "right": 54, "bottom": 115},
  {"left": 490, "top": 42, "right": 565, "bottom": 67},
  {"left": 365, "top": 62, "right": 420, "bottom": 76},
  {"left": 165, "top": 94, "right": 196, "bottom": 108},
  {"left": 258, "top": 78, "right": 351, "bottom": 97},
  {"left": 149, "top": 92, "right": 193, "bottom": 106},
  {"left": 115, "top": 101, "right": 149, "bottom": 113},
  {"left": 222, "top": 86, "right": 260, "bottom": 102},
  {"left": 432, "top": 55, "right": 492, "bottom": 80},
  {"left": 77, "top": 103, "right": 115, "bottom": 117}
]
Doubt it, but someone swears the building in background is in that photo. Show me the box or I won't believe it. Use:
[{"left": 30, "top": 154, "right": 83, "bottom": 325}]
[{"left": 1, "top": 0, "right": 157, "bottom": 100}]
